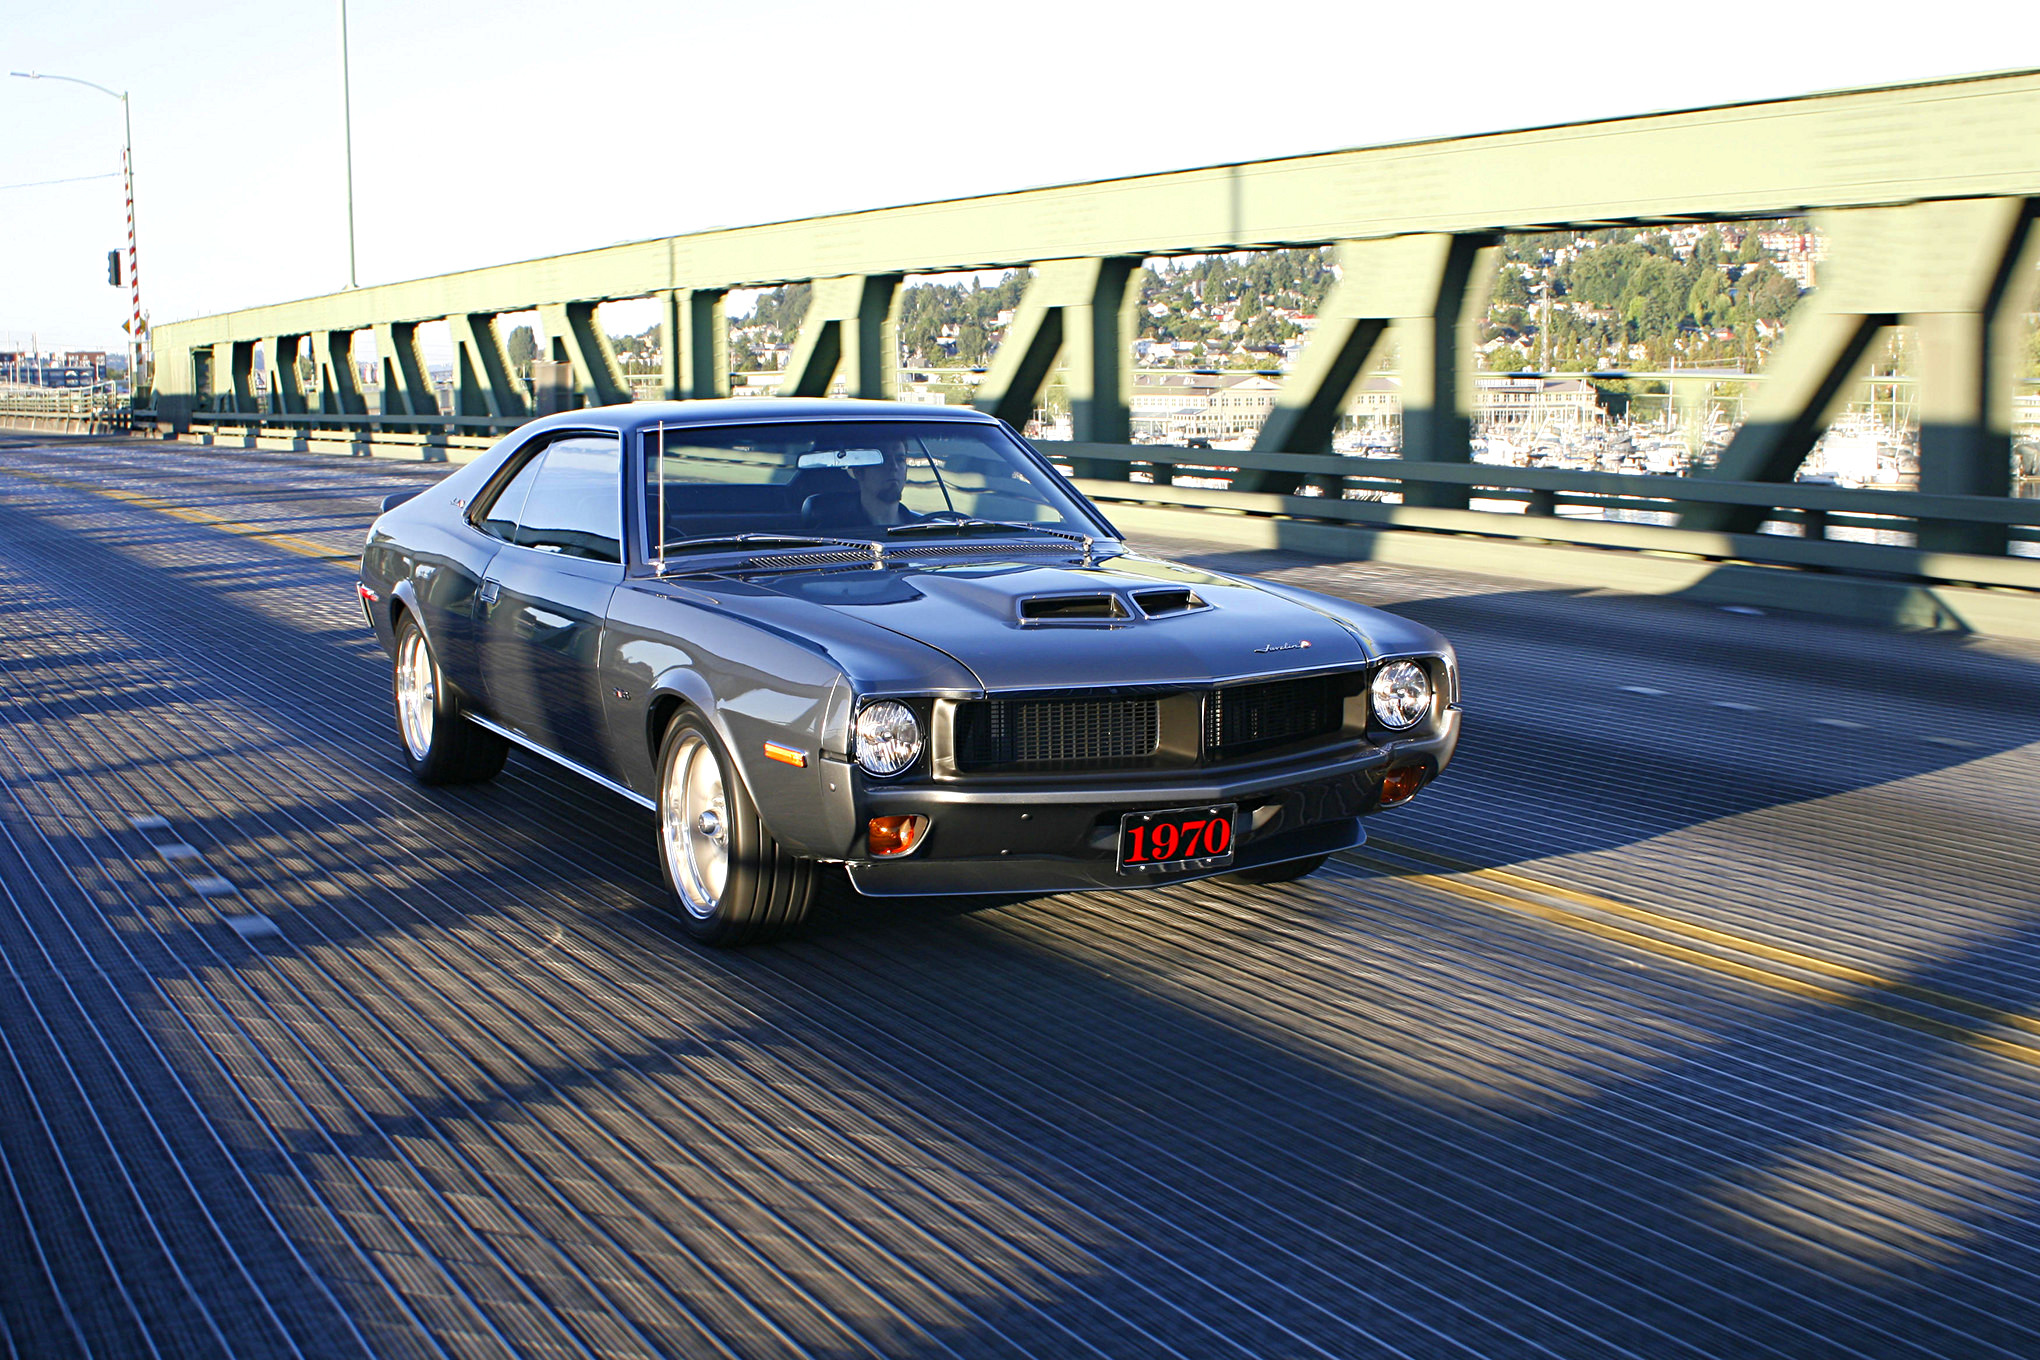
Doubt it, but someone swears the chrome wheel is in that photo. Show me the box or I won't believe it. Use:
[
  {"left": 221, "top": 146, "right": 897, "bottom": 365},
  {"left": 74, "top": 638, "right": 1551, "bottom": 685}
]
[
  {"left": 395, "top": 626, "right": 436, "bottom": 761},
  {"left": 661, "top": 729, "right": 729, "bottom": 918}
]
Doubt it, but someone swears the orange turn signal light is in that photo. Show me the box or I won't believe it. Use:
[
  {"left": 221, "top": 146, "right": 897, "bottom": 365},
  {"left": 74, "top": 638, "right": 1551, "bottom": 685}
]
[
  {"left": 1379, "top": 767, "right": 1426, "bottom": 807},
  {"left": 867, "top": 815, "right": 928, "bottom": 857}
]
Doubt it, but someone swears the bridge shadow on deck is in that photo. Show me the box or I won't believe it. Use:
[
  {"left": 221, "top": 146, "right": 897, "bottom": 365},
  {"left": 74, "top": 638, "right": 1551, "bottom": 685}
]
[{"left": 3, "top": 482, "right": 2040, "bottom": 1356}]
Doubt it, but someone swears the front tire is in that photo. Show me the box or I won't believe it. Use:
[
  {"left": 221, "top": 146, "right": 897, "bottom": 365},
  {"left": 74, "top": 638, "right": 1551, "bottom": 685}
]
[
  {"left": 656, "top": 713, "right": 816, "bottom": 945},
  {"left": 392, "top": 612, "right": 507, "bottom": 785}
]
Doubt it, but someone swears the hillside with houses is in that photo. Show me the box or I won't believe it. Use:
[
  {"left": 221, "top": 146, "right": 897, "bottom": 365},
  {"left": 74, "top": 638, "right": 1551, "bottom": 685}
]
[
  {"left": 645, "top": 223, "right": 1823, "bottom": 447},
  {"left": 699, "top": 223, "right": 1815, "bottom": 381}
]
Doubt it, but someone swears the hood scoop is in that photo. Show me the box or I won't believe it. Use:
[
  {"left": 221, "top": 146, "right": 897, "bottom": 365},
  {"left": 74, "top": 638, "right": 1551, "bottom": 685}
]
[
  {"left": 1020, "top": 593, "right": 1129, "bottom": 622},
  {"left": 1133, "top": 588, "right": 1205, "bottom": 617},
  {"left": 1015, "top": 589, "right": 1211, "bottom": 624}
]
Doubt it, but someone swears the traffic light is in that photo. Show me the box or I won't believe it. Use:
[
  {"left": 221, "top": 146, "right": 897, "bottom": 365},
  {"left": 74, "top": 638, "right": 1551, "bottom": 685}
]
[{"left": 107, "top": 250, "right": 121, "bottom": 286}]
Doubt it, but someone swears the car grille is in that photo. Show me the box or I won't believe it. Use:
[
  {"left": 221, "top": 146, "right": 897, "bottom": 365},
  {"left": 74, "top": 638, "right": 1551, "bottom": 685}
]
[
  {"left": 950, "top": 673, "right": 1351, "bottom": 775},
  {"left": 954, "top": 697, "right": 1161, "bottom": 771},
  {"left": 1204, "top": 675, "right": 1344, "bottom": 760}
]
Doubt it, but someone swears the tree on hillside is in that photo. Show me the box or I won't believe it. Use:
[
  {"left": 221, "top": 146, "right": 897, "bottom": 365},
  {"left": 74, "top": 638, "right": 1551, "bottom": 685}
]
[
  {"left": 1494, "top": 267, "right": 1532, "bottom": 308},
  {"left": 750, "top": 283, "right": 812, "bottom": 340},
  {"left": 953, "top": 320, "right": 989, "bottom": 367},
  {"left": 1243, "top": 310, "right": 1295, "bottom": 350},
  {"left": 1570, "top": 241, "right": 1650, "bottom": 311},
  {"left": 1687, "top": 270, "right": 1729, "bottom": 329},
  {"left": 1693, "top": 229, "right": 1724, "bottom": 273},
  {"left": 1619, "top": 257, "right": 1689, "bottom": 353},
  {"left": 1734, "top": 263, "right": 1801, "bottom": 324}
]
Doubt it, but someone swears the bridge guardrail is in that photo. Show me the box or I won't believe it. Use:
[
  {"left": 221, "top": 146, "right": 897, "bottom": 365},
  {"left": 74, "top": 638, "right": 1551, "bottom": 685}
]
[
  {"left": 0, "top": 387, "right": 131, "bottom": 434},
  {"left": 1049, "top": 443, "right": 2040, "bottom": 591},
  {"left": 137, "top": 399, "right": 2040, "bottom": 593}
]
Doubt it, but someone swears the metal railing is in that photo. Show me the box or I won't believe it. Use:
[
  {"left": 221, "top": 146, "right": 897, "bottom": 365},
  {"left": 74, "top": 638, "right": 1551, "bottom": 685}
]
[
  {"left": 0, "top": 386, "right": 131, "bottom": 431},
  {"left": 1049, "top": 443, "right": 2040, "bottom": 591}
]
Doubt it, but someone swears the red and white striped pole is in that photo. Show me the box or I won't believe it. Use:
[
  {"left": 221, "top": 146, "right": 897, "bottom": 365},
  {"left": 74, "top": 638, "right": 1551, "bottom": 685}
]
[{"left": 121, "top": 93, "right": 142, "bottom": 396}]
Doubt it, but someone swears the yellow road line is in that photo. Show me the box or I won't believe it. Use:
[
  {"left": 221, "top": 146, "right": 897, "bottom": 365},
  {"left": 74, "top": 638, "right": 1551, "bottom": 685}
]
[
  {"left": 1, "top": 464, "right": 355, "bottom": 566},
  {"left": 1347, "top": 838, "right": 2040, "bottom": 1068}
]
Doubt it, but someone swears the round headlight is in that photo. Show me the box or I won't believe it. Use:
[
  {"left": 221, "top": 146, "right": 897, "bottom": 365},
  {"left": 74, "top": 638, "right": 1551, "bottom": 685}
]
[
  {"left": 854, "top": 700, "right": 923, "bottom": 776},
  {"left": 1369, "top": 661, "right": 1432, "bottom": 729}
]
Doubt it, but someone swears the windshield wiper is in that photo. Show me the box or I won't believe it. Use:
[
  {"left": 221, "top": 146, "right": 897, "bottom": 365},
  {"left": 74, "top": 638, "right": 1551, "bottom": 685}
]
[
  {"left": 655, "top": 532, "right": 886, "bottom": 570},
  {"left": 883, "top": 518, "right": 1100, "bottom": 554}
]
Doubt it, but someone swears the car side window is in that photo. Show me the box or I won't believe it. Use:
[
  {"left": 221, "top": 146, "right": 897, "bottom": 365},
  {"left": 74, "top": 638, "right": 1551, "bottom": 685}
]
[
  {"left": 513, "top": 435, "right": 623, "bottom": 563},
  {"left": 477, "top": 449, "right": 547, "bottom": 543}
]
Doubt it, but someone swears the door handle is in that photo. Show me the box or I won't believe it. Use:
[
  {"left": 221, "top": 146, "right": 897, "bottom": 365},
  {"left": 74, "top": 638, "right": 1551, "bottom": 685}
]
[{"left": 478, "top": 578, "right": 501, "bottom": 605}]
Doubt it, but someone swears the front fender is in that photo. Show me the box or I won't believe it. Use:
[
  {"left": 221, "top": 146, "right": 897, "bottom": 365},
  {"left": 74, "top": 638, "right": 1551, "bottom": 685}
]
[
  {"left": 642, "top": 662, "right": 856, "bottom": 860},
  {"left": 644, "top": 665, "right": 720, "bottom": 762}
]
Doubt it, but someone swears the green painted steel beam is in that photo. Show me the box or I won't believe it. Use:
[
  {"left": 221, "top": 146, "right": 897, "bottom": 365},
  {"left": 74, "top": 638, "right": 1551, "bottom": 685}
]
[
  {"left": 539, "top": 302, "right": 629, "bottom": 408},
  {"left": 780, "top": 275, "right": 903, "bottom": 400},
  {"left": 971, "top": 257, "right": 1141, "bottom": 459},
  {"left": 314, "top": 330, "right": 368, "bottom": 417},
  {"left": 371, "top": 321, "right": 438, "bottom": 417},
  {"left": 262, "top": 336, "right": 306, "bottom": 415},
  {"left": 660, "top": 289, "right": 727, "bottom": 401},
  {"left": 447, "top": 313, "right": 527, "bottom": 420},
  {"left": 1682, "top": 197, "right": 2037, "bottom": 541}
]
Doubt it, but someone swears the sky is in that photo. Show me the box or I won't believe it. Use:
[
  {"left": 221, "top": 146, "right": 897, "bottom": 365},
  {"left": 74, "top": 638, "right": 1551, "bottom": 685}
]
[{"left": 2, "top": 0, "right": 2032, "bottom": 354}]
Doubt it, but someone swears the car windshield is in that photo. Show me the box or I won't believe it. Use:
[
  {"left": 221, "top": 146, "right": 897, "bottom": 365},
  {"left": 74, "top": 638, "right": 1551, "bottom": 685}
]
[{"left": 641, "top": 420, "right": 1099, "bottom": 559}]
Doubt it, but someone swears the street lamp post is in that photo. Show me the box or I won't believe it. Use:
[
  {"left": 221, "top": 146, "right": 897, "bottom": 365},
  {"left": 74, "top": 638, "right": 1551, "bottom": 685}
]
[
  {"left": 10, "top": 70, "right": 144, "bottom": 398},
  {"left": 340, "top": 0, "right": 359, "bottom": 289}
]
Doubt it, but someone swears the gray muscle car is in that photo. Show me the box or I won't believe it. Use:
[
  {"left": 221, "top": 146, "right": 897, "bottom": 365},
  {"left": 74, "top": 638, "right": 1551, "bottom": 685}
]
[{"left": 359, "top": 399, "right": 1460, "bottom": 944}]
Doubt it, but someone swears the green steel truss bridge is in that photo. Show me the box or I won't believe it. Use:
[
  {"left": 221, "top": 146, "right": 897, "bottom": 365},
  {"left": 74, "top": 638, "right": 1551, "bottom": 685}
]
[{"left": 147, "top": 70, "right": 2040, "bottom": 634}]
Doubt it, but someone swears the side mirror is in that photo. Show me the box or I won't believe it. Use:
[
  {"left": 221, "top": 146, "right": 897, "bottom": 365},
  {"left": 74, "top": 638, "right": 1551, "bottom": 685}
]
[{"left": 380, "top": 489, "right": 424, "bottom": 513}]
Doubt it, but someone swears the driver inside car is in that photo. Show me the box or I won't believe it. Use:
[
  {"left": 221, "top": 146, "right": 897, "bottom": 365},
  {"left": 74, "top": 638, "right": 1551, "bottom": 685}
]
[
  {"left": 802, "top": 439, "right": 932, "bottom": 530},
  {"left": 851, "top": 446, "right": 914, "bottom": 525}
]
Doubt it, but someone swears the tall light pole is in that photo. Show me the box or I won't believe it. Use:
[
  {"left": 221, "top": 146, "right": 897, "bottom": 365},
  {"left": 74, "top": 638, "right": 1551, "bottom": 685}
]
[
  {"left": 340, "top": 0, "right": 359, "bottom": 289},
  {"left": 11, "top": 70, "right": 143, "bottom": 396}
]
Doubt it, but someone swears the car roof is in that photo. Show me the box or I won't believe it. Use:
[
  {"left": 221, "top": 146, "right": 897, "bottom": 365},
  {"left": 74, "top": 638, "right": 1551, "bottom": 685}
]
[{"left": 517, "top": 397, "right": 1005, "bottom": 439}]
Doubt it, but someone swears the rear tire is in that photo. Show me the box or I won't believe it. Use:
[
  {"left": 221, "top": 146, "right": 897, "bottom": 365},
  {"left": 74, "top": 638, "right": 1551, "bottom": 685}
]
[
  {"left": 1220, "top": 853, "right": 1329, "bottom": 885},
  {"left": 656, "top": 712, "right": 816, "bottom": 946},
  {"left": 392, "top": 612, "right": 507, "bottom": 785}
]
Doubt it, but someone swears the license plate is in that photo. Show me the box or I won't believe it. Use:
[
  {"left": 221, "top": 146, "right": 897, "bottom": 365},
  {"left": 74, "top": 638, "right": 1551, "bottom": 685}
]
[{"left": 1118, "top": 804, "right": 1237, "bottom": 873}]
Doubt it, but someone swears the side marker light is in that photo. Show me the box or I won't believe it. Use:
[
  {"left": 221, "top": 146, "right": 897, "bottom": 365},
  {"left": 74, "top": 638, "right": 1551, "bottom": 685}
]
[{"left": 764, "top": 742, "right": 808, "bottom": 767}]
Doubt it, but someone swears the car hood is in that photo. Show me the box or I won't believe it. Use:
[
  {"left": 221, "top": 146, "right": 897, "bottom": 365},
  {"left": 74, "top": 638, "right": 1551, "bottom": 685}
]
[{"left": 737, "top": 549, "right": 1427, "bottom": 693}]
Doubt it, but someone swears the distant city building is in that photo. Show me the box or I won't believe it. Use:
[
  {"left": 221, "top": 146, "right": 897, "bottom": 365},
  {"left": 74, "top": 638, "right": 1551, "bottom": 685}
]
[
  {"left": 0, "top": 350, "right": 109, "bottom": 388},
  {"left": 1472, "top": 375, "right": 1601, "bottom": 429},
  {"left": 1756, "top": 230, "right": 1827, "bottom": 286}
]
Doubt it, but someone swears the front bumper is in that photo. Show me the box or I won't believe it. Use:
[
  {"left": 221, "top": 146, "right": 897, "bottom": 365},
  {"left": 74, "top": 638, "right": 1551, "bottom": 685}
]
[{"left": 835, "top": 707, "right": 1457, "bottom": 896}]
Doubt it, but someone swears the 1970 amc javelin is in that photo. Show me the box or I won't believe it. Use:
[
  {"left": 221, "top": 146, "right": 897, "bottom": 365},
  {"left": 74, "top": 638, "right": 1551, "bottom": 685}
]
[{"left": 359, "top": 399, "right": 1460, "bottom": 944}]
